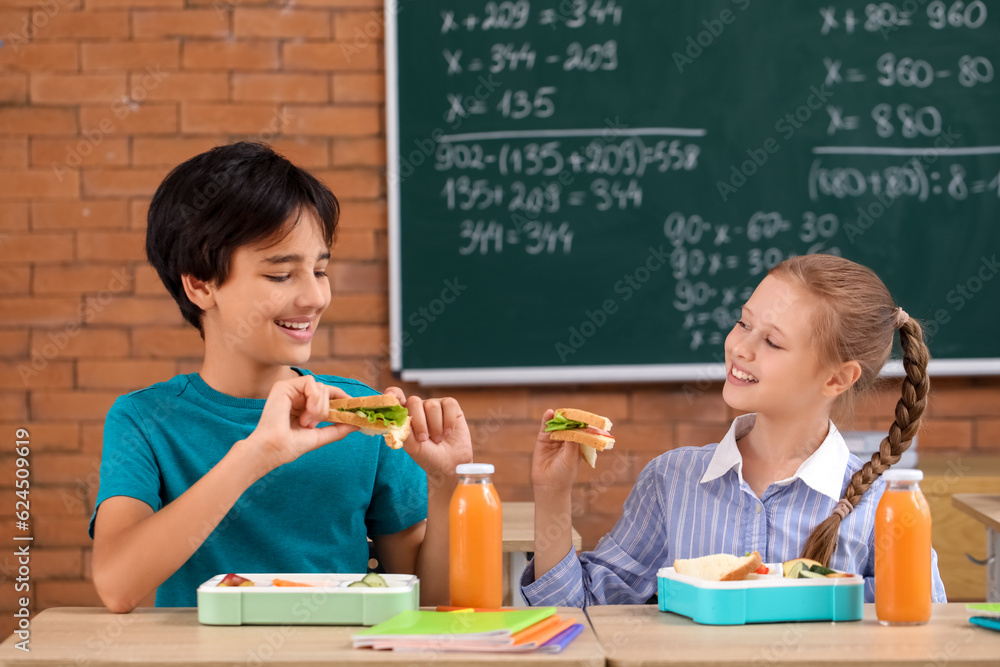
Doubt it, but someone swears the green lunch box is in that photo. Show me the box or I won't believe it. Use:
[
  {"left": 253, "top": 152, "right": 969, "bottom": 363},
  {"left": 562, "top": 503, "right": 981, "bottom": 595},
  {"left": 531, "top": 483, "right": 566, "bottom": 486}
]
[
  {"left": 657, "top": 565, "right": 864, "bottom": 625},
  {"left": 197, "top": 573, "right": 420, "bottom": 626}
]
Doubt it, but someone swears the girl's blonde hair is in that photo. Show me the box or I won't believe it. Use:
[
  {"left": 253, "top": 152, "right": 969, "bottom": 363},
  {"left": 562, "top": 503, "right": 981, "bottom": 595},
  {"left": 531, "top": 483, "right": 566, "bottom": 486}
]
[{"left": 767, "top": 255, "right": 930, "bottom": 566}]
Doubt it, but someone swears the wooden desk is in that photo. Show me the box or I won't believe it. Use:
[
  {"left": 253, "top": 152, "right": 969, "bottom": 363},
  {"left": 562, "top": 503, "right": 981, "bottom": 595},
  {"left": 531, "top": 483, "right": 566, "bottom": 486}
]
[
  {"left": 502, "top": 502, "right": 584, "bottom": 607},
  {"left": 953, "top": 494, "right": 1000, "bottom": 602},
  {"left": 586, "top": 604, "right": 1000, "bottom": 667},
  {"left": 0, "top": 607, "right": 602, "bottom": 667}
]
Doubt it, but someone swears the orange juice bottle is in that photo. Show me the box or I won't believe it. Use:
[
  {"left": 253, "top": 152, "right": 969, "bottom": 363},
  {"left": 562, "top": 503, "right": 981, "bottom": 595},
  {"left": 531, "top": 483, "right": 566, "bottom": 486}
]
[
  {"left": 449, "top": 463, "right": 502, "bottom": 609},
  {"left": 875, "top": 469, "right": 932, "bottom": 625}
]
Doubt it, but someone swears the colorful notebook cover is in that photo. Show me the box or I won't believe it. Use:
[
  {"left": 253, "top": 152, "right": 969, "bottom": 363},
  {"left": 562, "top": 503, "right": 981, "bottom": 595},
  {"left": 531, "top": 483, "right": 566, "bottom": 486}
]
[{"left": 352, "top": 607, "right": 557, "bottom": 648}]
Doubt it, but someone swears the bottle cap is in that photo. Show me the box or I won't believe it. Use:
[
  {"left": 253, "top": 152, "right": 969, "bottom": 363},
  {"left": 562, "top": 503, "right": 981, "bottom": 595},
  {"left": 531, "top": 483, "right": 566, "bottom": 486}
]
[
  {"left": 882, "top": 469, "right": 923, "bottom": 482},
  {"left": 456, "top": 463, "right": 494, "bottom": 475}
]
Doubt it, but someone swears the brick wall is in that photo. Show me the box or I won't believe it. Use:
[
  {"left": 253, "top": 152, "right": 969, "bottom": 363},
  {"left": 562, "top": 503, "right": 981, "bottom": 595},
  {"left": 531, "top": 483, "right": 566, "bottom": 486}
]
[{"left": 1, "top": 0, "right": 999, "bottom": 638}]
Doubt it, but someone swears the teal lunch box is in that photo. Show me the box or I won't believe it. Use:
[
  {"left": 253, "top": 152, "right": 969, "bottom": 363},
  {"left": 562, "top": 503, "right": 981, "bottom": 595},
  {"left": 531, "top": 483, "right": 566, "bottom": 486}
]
[
  {"left": 657, "top": 565, "right": 863, "bottom": 625},
  {"left": 197, "top": 573, "right": 419, "bottom": 626}
]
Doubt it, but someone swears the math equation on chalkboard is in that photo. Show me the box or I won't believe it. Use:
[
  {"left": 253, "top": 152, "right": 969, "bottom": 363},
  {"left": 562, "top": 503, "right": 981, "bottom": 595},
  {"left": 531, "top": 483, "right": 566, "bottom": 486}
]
[{"left": 389, "top": 1, "right": 1000, "bottom": 380}]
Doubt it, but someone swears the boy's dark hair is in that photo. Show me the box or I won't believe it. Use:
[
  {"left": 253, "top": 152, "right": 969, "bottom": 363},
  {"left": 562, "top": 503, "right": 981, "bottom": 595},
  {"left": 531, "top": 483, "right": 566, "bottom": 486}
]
[{"left": 146, "top": 142, "right": 339, "bottom": 335}]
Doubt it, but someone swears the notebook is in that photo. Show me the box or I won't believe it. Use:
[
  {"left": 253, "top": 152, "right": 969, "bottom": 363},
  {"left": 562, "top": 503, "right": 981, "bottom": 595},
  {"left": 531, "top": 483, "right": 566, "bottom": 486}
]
[
  {"left": 352, "top": 607, "right": 558, "bottom": 648},
  {"left": 967, "top": 602, "right": 1000, "bottom": 633}
]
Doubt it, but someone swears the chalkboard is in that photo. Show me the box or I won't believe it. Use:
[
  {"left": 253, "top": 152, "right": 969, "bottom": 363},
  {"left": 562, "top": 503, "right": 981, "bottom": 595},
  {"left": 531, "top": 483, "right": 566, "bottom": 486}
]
[{"left": 385, "top": 0, "right": 1000, "bottom": 385}]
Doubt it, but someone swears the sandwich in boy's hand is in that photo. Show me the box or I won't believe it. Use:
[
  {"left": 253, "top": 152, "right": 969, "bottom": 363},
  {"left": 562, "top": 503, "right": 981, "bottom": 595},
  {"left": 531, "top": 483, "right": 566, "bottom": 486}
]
[
  {"left": 328, "top": 395, "right": 411, "bottom": 449},
  {"left": 545, "top": 408, "right": 614, "bottom": 468}
]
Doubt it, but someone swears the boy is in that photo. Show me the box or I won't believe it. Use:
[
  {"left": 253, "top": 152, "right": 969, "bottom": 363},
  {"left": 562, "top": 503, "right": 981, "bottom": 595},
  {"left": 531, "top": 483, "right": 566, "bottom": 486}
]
[{"left": 89, "top": 142, "right": 471, "bottom": 612}]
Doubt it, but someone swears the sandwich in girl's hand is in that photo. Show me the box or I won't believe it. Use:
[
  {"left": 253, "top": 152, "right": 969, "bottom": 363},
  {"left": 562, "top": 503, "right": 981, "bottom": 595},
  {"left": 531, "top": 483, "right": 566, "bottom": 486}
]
[
  {"left": 328, "top": 395, "right": 411, "bottom": 449},
  {"left": 544, "top": 408, "right": 614, "bottom": 468}
]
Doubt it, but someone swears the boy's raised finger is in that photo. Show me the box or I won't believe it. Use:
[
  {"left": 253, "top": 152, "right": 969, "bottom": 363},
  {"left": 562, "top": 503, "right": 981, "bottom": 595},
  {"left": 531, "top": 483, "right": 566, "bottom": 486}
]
[
  {"left": 384, "top": 386, "right": 407, "bottom": 404},
  {"left": 406, "top": 396, "right": 429, "bottom": 442},
  {"left": 422, "top": 398, "right": 444, "bottom": 443},
  {"left": 441, "top": 397, "right": 464, "bottom": 438}
]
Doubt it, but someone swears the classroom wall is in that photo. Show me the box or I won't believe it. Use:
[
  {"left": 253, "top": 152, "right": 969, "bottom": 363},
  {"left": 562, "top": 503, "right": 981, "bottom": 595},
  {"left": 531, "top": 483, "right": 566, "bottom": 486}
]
[{"left": 2, "top": 0, "right": 999, "bottom": 637}]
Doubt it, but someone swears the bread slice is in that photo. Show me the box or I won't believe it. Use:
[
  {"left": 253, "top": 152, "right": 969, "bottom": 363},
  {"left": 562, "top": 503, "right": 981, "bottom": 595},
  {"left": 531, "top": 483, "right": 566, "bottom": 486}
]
[
  {"left": 548, "top": 428, "right": 615, "bottom": 451},
  {"left": 555, "top": 408, "right": 613, "bottom": 431},
  {"left": 672, "top": 551, "right": 762, "bottom": 582},
  {"left": 578, "top": 443, "right": 598, "bottom": 468},
  {"left": 328, "top": 395, "right": 410, "bottom": 448}
]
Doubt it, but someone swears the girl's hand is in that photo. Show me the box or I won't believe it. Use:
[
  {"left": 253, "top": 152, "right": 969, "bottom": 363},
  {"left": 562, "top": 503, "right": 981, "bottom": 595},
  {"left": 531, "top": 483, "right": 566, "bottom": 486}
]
[
  {"left": 248, "top": 375, "right": 358, "bottom": 473},
  {"left": 385, "top": 387, "right": 474, "bottom": 486},
  {"left": 531, "top": 409, "right": 580, "bottom": 493}
]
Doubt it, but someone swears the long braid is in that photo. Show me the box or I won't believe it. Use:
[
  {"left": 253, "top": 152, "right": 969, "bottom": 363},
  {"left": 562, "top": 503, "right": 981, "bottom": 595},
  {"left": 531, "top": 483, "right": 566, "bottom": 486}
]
[{"left": 800, "top": 316, "right": 930, "bottom": 566}]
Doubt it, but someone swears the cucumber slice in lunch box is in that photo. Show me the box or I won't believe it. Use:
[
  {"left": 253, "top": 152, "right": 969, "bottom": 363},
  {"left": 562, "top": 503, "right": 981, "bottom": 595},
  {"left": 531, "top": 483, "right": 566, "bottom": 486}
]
[
  {"left": 346, "top": 581, "right": 369, "bottom": 587},
  {"left": 786, "top": 561, "right": 806, "bottom": 579},
  {"left": 808, "top": 564, "right": 836, "bottom": 576},
  {"left": 361, "top": 573, "right": 388, "bottom": 588},
  {"left": 798, "top": 569, "right": 827, "bottom": 579}
]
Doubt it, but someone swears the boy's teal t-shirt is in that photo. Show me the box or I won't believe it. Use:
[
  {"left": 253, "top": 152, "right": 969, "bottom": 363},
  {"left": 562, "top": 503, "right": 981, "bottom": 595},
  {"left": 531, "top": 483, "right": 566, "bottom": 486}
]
[{"left": 88, "top": 368, "right": 428, "bottom": 607}]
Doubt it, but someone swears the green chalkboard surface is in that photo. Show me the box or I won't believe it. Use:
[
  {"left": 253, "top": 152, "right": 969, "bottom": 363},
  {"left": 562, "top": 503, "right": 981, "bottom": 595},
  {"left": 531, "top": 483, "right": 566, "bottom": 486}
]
[{"left": 386, "top": 0, "right": 1000, "bottom": 385}]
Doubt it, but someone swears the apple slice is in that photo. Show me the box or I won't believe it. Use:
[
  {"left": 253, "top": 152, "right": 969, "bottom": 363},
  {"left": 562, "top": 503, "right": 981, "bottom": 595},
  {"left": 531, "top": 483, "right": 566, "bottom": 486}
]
[{"left": 217, "top": 573, "right": 254, "bottom": 587}]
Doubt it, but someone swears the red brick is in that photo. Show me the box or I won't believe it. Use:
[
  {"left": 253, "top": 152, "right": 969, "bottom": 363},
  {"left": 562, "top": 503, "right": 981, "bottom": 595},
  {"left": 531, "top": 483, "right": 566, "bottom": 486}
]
[
  {"left": 0, "top": 169, "right": 79, "bottom": 199},
  {"left": 30, "top": 73, "right": 127, "bottom": 104},
  {"left": 268, "top": 138, "right": 329, "bottom": 168},
  {"left": 0, "top": 330, "right": 28, "bottom": 357},
  {"left": 928, "top": 387, "right": 1000, "bottom": 418},
  {"left": 32, "top": 200, "right": 128, "bottom": 230},
  {"left": 330, "top": 260, "right": 384, "bottom": 291},
  {"left": 132, "top": 136, "right": 224, "bottom": 167},
  {"left": 0, "top": 73, "right": 27, "bottom": 103},
  {"left": 332, "top": 137, "right": 384, "bottom": 167},
  {"left": 32, "top": 9, "right": 128, "bottom": 39},
  {"left": 132, "top": 326, "right": 204, "bottom": 357},
  {"left": 183, "top": 41, "right": 278, "bottom": 70},
  {"left": 329, "top": 229, "right": 374, "bottom": 260},
  {"left": 306, "top": 358, "right": 374, "bottom": 381},
  {"left": 31, "top": 391, "right": 118, "bottom": 421},
  {"left": 293, "top": 0, "right": 380, "bottom": 6},
  {"left": 330, "top": 324, "right": 386, "bottom": 357},
  {"left": 333, "top": 9, "right": 384, "bottom": 41},
  {"left": 87, "top": 0, "right": 182, "bottom": 9},
  {"left": 232, "top": 72, "right": 329, "bottom": 103},
  {"left": 130, "top": 71, "right": 227, "bottom": 102},
  {"left": 79, "top": 104, "right": 178, "bottom": 136},
  {"left": 0, "top": 202, "right": 28, "bottom": 231},
  {"left": 977, "top": 419, "right": 1000, "bottom": 451},
  {"left": 82, "top": 168, "right": 170, "bottom": 197},
  {"left": 314, "top": 169, "right": 380, "bottom": 199},
  {"left": 0, "top": 266, "right": 29, "bottom": 294},
  {"left": 331, "top": 72, "right": 384, "bottom": 104},
  {"left": 0, "top": 421, "right": 79, "bottom": 451},
  {"left": 676, "top": 421, "right": 730, "bottom": 448},
  {"left": 0, "top": 233, "right": 74, "bottom": 262},
  {"left": 82, "top": 40, "right": 180, "bottom": 70},
  {"left": 76, "top": 232, "right": 145, "bottom": 262},
  {"left": 31, "top": 137, "right": 129, "bottom": 168},
  {"left": 337, "top": 199, "right": 385, "bottom": 229},
  {"left": 918, "top": 418, "right": 973, "bottom": 451},
  {"left": 633, "top": 387, "right": 730, "bottom": 422},
  {"left": 0, "top": 107, "right": 76, "bottom": 135},
  {"left": 78, "top": 359, "right": 175, "bottom": 389},
  {"left": 82, "top": 296, "right": 184, "bottom": 326},
  {"left": 283, "top": 42, "right": 379, "bottom": 71},
  {"left": 35, "top": 579, "right": 103, "bottom": 607},
  {"left": 0, "top": 297, "right": 80, "bottom": 327},
  {"left": 284, "top": 106, "right": 380, "bottom": 136},
  {"left": 181, "top": 102, "right": 282, "bottom": 135},
  {"left": 133, "top": 264, "right": 166, "bottom": 295},
  {"left": 133, "top": 9, "right": 229, "bottom": 37},
  {"left": 28, "top": 486, "right": 88, "bottom": 516},
  {"left": 0, "top": 395, "right": 28, "bottom": 424},
  {"left": 323, "top": 293, "right": 386, "bottom": 323},
  {"left": 1, "top": 359, "right": 73, "bottom": 389},
  {"left": 130, "top": 199, "right": 150, "bottom": 229},
  {"left": 234, "top": 8, "right": 331, "bottom": 38},
  {"left": 29, "top": 328, "right": 129, "bottom": 359},
  {"left": 32, "top": 549, "right": 83, "bottom": 578},
  {"left": 34, "top": 264, "right": 134, "bottom": 294},
  {"left": 0, "top": 138, "right": 27, "bottom": 168},
  {"left": 0, "top": 10, "right": 28, "bottom": 37},
  {"left": 0, "top": 43, "right": 79, "bottom": 72},
  {"left": 80, "top": 422, "right": 103, "bottom": 453}
]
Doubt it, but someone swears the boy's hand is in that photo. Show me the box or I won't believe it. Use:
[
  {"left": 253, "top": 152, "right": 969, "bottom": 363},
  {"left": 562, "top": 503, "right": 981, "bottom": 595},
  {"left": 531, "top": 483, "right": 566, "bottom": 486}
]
[
  {"left": 531, "top": 409, "right": 579, "bottom": 493},
  {"left": 385, "top": 387, "right": 473, "bottom": 485},
  {"left": 248, "top": 375, "right": 358, "bottom": 473}
]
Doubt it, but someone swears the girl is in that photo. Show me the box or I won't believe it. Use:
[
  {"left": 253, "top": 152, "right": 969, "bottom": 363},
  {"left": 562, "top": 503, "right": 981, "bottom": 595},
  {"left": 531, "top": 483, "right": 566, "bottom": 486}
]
[{"left": 522, "top": 254, "right": 946, "bottom": 606}]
